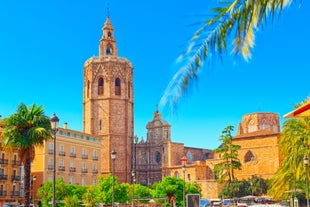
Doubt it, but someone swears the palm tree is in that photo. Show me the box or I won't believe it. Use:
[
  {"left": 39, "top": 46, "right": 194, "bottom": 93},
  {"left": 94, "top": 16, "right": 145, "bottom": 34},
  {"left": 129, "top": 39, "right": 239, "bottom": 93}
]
[
  {"left": 1, "top": 103, "right": 52, "bottom": 207},
  {"left": 160, "top": 0, "right": 294, "bottom": 108},
  {"left": 269, "top": 99, "right": 310, "bottom": 200}
]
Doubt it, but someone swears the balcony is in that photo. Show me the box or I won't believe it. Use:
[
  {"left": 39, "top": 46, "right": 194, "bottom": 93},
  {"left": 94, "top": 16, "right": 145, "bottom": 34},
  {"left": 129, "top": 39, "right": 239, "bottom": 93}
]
[
  {"left": 48, "top": 149, "right": 54, "bottom": 154},
  {"left": 48, "top": 165, "right": 54, "bottom": 170},
  {"left": 0, "top": 191, "right": 7, "bottom": 196},
  {"left": 58, "top": 166, "right": 65, "bottom": 171},
  {"left": 12, "top": 160, "right": 20, "bottom": 166},
  {"left": 0, "top": 159, "right": 8, "bottom": 165},
  {"left": 92, "top": 169, "right": 98, "bottom": 174},
  {"left": 11, "top": 191, "right": 20, "bottom": 197},
  {"left": 11, "top": 175, "right": 20, "bottom": 181},
  {"left": 69, "top": 167, "right": 76, "bottom": 172},
  {"left": 92, "top": 156, "right": 98, "bottom": 160},
  {"left": 59, "top": 151, "right": 66, "bottom": 156},
  {"left": 70, "top": 153, "right": 76, "bottom": 158},
  {"left": 82, "top": 154, "right": 88, "bottom": 159},
  {"left": 81, "top": 168, "right": 88, "bottom": 173},
  {"left": 0, "top": 174, "right": 8, "bottom": 180}
]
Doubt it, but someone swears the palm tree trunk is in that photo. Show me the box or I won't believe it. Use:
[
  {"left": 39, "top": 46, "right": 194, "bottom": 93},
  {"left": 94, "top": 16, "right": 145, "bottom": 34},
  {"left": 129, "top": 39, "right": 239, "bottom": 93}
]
[{"left": 24, "top": 154, "right": 31, "bottom": 207}]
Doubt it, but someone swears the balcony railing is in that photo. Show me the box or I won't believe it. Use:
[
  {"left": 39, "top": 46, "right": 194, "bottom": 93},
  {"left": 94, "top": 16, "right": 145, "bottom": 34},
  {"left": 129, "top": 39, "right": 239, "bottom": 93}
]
[
  {"left": 70, "top": 153, "right": 76, "bottom": 158},
  {"left": 0, "top": 191, "right": 7, "bottom": 196},
  {"left": 59, "top": 166, "right": 65, "bottom": 171},
  {"left": 11, "top": 175, "right": 20, "bottom": 181},
  {"left": 12, "top": 160, "right": 20, "bottom": 166},
  {"left": 92, "top": 169, "right": 98, "bottom": 174},
  {"left": 93, "top": 156, "right": 98, "bottom": 160},
  {"left": 48, "top": 149, "right": 54, "bottom": 154},
  {"left": 11, "top": 191, "right": 20, "bottom": 197},
  {"left": 69, "top": 167, "right": 76, "bottom": 172},
  {"left": 81, "top": 168, "right": 88, "bottom": 173},
  {"left": 48, "top": 165, "right": 54, "bottom": 170},
  {"left": 0, "top": 174, "right": 8, "bottom": 180},
  {"left": 59, "top": 151, "right": 66, "bottom": 156},
  {"left": 0, "top": 159, "right": 8, "bottom": 165},
  {"left": 82, "top": 154, "right": 88, "bottom": 159}
]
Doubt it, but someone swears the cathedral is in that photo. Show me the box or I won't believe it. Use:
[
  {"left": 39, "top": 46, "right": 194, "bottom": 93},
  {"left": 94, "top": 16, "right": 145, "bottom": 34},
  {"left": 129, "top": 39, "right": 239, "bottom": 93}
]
[{"left": 0, "top": 15, "right": 282, "bottom": 206}]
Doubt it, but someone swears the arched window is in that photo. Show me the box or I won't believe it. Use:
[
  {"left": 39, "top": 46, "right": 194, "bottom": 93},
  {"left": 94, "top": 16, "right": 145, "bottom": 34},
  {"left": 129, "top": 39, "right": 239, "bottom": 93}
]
[
  {"left": 155, "top": 151, "right": 161, "bottom": 163},
  {"left": 106, "top": 45, "right": 113, "bottom": 55},
  {"left": 244, "top": 150, "right": 255, "bottom": 162},
  {"left": 108, "top": 32, "right": 112, "bottom": 39},
  {"left": 186, "top": 151, "right": 193, "bottom": 163},
  {"left": 115, "top": 78, "right": 121, "bottom": 95},
  {"left": 98, "top": 78, "right": 104, "bottom": 95},
  {"left": 87, "top": 80, "right": 90, "bottom": 98}
]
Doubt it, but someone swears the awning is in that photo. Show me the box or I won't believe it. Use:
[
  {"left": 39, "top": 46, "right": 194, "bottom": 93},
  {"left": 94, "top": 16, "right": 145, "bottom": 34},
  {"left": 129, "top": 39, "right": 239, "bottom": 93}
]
[{"left": 284, "top": 101, "right": 310, "bottom": 118}]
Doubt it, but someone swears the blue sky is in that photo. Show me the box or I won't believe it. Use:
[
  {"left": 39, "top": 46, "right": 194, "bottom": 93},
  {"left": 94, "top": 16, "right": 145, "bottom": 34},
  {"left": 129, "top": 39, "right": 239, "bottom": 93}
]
[{"left": 0, "top": 0, "right": 309, "bottom": 150}]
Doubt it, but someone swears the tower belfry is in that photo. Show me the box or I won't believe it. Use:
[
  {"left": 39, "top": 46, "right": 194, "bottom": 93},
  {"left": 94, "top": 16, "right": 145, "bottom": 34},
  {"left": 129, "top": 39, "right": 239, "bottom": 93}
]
[{"left": 83, "top": 16, "right": 134, "bottom": 183}]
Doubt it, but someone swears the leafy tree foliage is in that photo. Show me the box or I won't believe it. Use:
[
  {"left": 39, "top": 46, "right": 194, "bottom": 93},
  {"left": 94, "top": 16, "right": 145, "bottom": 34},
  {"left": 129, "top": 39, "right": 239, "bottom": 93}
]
[
  {"left": 152, "top": 176, "right": 200, "bottom": 207},
  {"left": 161, "top": 0, "right": 296, "bottom": 109},
  {"left": 219, "top": 176, "right": 268, "bottom": 198},
  {"left": 213, "top": 126, "right": 241, "bottom": 183},
  {"left": 64, "top": 195, "right": 80, "bottom": 207},
  {"left": 1, "top": 103, "right": 52, "bottom": 207},
  {"left": 269, "top": 99, "right": 310, "bottom": 200}
]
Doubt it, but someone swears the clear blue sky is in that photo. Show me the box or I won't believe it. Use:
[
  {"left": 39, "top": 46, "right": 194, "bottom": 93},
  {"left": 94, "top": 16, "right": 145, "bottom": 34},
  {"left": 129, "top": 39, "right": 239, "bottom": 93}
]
[{"left": 0, "top": 0, "right": 309, "bottom": 150}]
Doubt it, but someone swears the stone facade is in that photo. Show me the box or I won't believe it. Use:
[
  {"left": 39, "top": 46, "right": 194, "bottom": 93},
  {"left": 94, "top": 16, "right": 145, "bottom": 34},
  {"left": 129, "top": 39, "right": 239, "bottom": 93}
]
[{"left": 83, "top": 17, "right": 134, "bottom": 183}]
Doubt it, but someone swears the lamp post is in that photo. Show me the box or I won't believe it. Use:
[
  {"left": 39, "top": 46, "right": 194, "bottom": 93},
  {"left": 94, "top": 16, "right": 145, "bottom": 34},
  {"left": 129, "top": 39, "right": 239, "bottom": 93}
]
[
  {"left": 111, "top": 150, "right": 116, "bottom": 207},
  {"left": 50, "top": 113, "right": 59, "bottom": 207},
  {"left": 304, "top": 156, "right": 309, "bottom": 207},
  {"left": 33, "top": 175, "right": 37, "bottom": 202},
  {"left": 181, "top": 156, "right": 188, "bottom": 207},
  {"left": 132, "top": 171, "right": 136, "bottom": 207}
]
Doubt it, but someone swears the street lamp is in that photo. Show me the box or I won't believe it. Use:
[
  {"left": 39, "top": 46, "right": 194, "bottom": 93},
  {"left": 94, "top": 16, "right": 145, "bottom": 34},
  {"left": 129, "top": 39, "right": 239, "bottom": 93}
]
[
  {"left": 181, "top": 156, "right": 188, "bottom": 207},
  {"left": 111, "top": 150, "right": 116, "bottom": 207},
  {"left": 50, "top": 113, "right": 59, "bottom": 207},
  {"left": 132, "top": 171, "right": 136, "bottom": 207},
  {"left": 33, "top": 175, "right": 37, "bottom": 202},
  {"left": 304, "top": 156, "right": 309, "bottom": 207}
]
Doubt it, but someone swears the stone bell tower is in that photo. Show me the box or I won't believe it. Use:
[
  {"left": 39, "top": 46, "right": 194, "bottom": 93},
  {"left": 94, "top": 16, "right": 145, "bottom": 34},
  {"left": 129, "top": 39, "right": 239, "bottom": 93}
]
[{"left": 82, "top": 16, "right": 134, "bottom": 182}]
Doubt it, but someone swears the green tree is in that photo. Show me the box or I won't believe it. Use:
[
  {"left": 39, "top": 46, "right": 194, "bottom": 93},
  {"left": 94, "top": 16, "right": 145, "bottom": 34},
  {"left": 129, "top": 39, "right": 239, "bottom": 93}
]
[
  {"left": 0, "top": 103, "right": 52, "bottom": 207},
  {"left": 269, "top": 99, "right": 310, "bottom": 200},
  {"left": 131, "top": 183, "right": 153, "bottom": 204},
  {"left": 161, "top": 0, "right": 294, "bottom": 109},
  {"left": 213, "top": 126, "right": 241, "bottom": 183},
  {"left": 83, "top": 186, "right": 99, "bottom": 207},
  {"left": 95, "top": 175, "right": 129, "bottom": 205},
  {"left": 64, "top": 195, "right": 80, "bottom": 207},
  {"left": 152, "top": 176, "right": 200, "bottom": 207},
  {"left": 248, "top": 175, "right": 268, "bottom": 196}
]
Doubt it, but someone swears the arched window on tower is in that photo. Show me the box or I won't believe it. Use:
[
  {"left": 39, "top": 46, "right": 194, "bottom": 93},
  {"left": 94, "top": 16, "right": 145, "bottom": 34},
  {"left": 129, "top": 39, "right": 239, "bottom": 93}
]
[
  {"left": 98, "top": 78, "right": 104, "bottom": 95},
  {"left": 106, "top": 45, "right": 113, "bottom": 55},
  {"left": 115, "top": 78, "right": 121, "bottom": 95},
  {"left": 108, "top": 32, "right": 112, "bottom": 39},
  {"left": 244, "top": 150, "right": 255, "bottom": 162}
]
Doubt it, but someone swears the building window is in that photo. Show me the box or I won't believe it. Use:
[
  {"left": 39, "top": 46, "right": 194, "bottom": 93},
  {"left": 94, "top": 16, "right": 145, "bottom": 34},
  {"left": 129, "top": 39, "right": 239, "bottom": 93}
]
[
  {"left": 244, "top": 150, "right": 255, "bottom": 162},
  {"left": 115, "top": 78, "right": 121, "bottom": 95},
  {"left": 93, "top": 150, "right": 98, "bottom": 160},
  {"left": 82, "top": 178, "right": 86, "bottom": 186},
  {"left": 174, "top": 171, "right": 180, "bottom": 178},
  {"left": 155, "top": 151, "right": 161, "bottom": 163},
  {"left": 92, "top": 178, "right": 97, "bottom": 186},
  {"left": 70, "top": 177, "right": 74, "bottom": 184},
  {"left": 100, "top": 120, "right": 102, "bottom": 131},
  {"left": 98, "top": 78, "right": 104, "bottom": 95},
  {"left": 108, "top": 32, "right": 112, "bottom": 39},
  {"left": 106, "top": 45, "right": 113, "bottom": 55}
]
